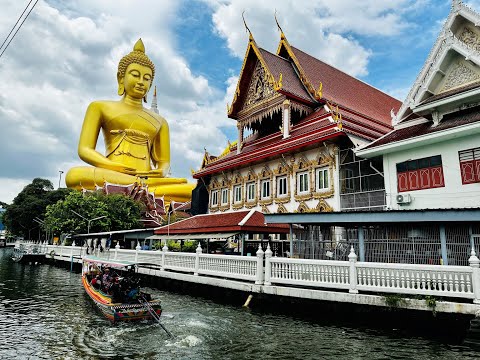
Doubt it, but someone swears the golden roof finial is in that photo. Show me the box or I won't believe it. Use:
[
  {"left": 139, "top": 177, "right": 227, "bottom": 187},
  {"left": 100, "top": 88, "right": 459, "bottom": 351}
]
[
  {"left": 154, "top": 86, "right": 157, "bottom": 97},
  {"left": 274, "top": 10, "right": 285, "bottom": 39},
  {"left": 242, "top": 11, "right": 254, "bottom": 41}
]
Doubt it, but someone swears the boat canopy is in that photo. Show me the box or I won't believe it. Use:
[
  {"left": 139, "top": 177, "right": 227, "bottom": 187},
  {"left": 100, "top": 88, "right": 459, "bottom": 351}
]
[{"left": 82, "top": 255, "right": 136, "bottom": 269}]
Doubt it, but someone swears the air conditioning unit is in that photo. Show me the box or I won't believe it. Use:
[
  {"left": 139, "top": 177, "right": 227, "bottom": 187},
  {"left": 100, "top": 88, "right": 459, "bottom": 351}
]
[{"left": 396, "top": 194, "right": 412, "bottom": 205}]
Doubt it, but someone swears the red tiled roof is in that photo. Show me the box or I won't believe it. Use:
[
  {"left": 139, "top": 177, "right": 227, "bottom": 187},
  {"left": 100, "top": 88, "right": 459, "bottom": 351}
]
[
  {"left": 193, "top": 115, "right": 342, "bottom": 177},
  {"left": 259, "top": 48, "right": 313, "bottom": 103},
  {"left": 154, "top": 210, "right": 289, "bottom": 234},
  {"left": 361, "top": 106, "right": 480, "bottom": 150},
  {"left": 291, "top": 46, "right": 401, "bottom": 125}
]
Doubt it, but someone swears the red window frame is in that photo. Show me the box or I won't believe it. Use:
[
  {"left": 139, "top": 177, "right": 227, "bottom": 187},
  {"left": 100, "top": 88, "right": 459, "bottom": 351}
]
[
  {"left": 459, "top": 148, "right": 480, "bottom": 185},
  {"left": 397, "top": 156, "right": 444, "bottom": 192}
]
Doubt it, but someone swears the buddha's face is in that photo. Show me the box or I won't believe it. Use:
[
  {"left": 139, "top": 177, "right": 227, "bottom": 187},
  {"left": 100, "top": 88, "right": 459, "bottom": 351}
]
[{"left": 121, "top": 63, "right": 153, "bottom": 99}]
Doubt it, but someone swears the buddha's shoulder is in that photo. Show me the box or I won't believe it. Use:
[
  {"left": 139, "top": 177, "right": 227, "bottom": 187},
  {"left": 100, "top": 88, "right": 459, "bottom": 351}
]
[{"left": 87, "top": 100, "right": 118, "bottom": 109}]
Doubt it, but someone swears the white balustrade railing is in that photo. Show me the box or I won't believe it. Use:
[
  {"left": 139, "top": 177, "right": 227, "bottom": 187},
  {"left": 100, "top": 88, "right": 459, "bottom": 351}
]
[
  {"left": 356, "top": 262, "right": 474, "bottom": 299},
  {"left": 23, "top": 241, "right": 480, "bottom": 304},
  {"left": 267, "top": 257, "right": 351, "bottom": 290},
  {"left": 197, "top": 253, "right": 258, "bottom": 281}
]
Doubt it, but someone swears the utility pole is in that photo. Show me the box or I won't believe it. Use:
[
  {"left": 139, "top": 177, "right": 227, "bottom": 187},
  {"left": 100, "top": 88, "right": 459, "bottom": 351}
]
[{"left": 58, "top": 170, "right": 64, "bottom": 189}]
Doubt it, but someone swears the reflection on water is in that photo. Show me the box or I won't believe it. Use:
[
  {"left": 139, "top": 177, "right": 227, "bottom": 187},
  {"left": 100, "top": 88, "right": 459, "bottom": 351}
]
[{"left": 1, "top": 247, "right": 479, "bottom": 359}]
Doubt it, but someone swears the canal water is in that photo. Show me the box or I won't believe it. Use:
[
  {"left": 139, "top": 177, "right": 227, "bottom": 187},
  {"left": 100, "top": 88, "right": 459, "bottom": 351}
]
[{"left": 1, "top": 248, "right": 479, "bottom": 360}]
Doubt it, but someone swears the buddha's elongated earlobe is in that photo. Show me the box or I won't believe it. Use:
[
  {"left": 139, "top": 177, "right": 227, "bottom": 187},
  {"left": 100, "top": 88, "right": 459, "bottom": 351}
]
[
  {"left": 118, "top": 84, "right": 125, "bottom": 96},
  {"left": 143, "top": 94, "right": 148, "bottom": 103}
]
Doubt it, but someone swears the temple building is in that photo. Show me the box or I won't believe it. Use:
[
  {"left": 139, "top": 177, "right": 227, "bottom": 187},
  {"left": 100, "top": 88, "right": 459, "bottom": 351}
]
[{"left": 192, "top": 27, "right": 400, "bottom": 215}]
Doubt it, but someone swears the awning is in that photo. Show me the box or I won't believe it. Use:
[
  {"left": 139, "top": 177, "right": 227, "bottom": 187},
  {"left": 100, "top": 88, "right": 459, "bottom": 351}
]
[{"left": 147, "top": 232, "right": 239, "bottom": 241}]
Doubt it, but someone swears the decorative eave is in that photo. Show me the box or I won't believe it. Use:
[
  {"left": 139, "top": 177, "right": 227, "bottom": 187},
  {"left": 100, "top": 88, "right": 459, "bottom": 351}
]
[
  {"left": 276, "top": 34, "right": 323, "bottom": 102},
  {"left": 227, "top": 35, "right": 283, "bottom": 118},
  {"left": 394, "top": 0, "right": 480, "bottom": 124}
]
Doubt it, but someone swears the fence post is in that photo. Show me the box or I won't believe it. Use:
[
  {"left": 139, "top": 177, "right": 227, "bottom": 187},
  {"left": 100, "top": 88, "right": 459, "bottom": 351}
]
[
  {"left": 255, "top": 244, "right": 264, "bottom": 285},
  {"left": 348, "top": 246, "right": 358, "bottom": 294},
  {"left": 194, "top": 243, "right": 202, "bottom": 276},
  {"left": 161, "top": 243, "right": 168, "bottom": 270},
  {"left": 114, "top": 242, "right": 120, "bottom": 260},
  {"left": 264, "top": 244, "right": 272, "bottom": 286},
  {"left": 469, "top": 248, "right": 480, "bottom": 304},
  {"left": 135, "top": 241, "right": 141, "bottom": 262}
]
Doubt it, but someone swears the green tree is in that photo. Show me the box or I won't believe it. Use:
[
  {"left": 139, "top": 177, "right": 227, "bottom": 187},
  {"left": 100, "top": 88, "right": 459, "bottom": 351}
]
[
  {"left": 3, "top": 178, "right": 72, "bottom": 239},
  {"left": 44, "top": 191, "right": 142, "bottom": 235}
]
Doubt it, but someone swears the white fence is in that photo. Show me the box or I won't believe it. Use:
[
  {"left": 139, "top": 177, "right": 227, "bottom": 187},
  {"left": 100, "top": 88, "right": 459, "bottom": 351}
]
[{"left": 26, "top": 241, "right": 480, "bottom": 304}]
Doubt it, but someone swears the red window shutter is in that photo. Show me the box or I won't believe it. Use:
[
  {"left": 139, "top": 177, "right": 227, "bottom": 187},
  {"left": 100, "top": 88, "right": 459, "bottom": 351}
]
[
  {"left": 475, "top": 160, "right": 480, "bottom": 183},
  {"left": 420, "top": 168, "right": 431, "bottom": 189},
  {"left": 408, "top": 170, "right": 419, "bottom": 190},
  {"left": 397, "top": 173, "right": 409, "bottom": 192},
  {"left": 461, "top": 161, "right": 476, "bottom": 184},
  {"left": 430, "top": 166, "right": 444, "bottom": 187}
]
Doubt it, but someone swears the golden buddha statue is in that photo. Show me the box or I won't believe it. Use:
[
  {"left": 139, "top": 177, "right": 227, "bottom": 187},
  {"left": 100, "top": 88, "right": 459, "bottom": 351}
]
[{"left": 65, "top": 39, "right": 194, "bottom": 203}]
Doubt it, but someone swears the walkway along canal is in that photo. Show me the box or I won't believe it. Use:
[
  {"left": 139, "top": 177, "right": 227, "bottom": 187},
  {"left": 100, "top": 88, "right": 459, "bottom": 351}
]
[{"left": 23, "top": 241, "right": 480, "bottom": 317}]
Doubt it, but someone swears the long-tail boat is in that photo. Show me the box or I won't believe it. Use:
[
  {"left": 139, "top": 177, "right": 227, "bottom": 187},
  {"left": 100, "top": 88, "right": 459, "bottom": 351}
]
[{"left": 82, "top": 256, "right": 162, "bottom": 323}]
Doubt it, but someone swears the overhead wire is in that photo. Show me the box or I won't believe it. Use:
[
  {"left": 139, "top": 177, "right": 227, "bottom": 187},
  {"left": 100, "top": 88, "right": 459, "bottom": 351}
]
[{"left": 0, "top": 0, "right": 39, "bottom": 60}]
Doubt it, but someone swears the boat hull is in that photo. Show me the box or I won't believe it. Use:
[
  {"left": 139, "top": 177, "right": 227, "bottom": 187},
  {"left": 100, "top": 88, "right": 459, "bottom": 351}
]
[{"left": 82, "top": 275, "right": 162, "bottom": 322}]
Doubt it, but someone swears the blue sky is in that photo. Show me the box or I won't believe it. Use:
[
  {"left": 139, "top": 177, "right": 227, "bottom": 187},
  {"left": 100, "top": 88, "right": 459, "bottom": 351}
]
[{"left": 0, "top": 0, "right": 471, "bottom": 203}]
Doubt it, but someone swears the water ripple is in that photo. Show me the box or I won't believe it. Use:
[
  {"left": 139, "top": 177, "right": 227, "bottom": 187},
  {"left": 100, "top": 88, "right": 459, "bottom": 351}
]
[{"left": 1, "top": 248, "right": 480, "bottom": 359}]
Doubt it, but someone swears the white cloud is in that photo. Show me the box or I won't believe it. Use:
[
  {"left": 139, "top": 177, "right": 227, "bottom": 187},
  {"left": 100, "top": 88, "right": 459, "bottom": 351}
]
[
  {"left": 207, "top": 0, "right": 417, "bottom": 77},
  {"left": 0, "top": 0, "right": 452, "bottom": 204},
  {"left": 0, "top": 0, "right": 233, "bottom": 203}
]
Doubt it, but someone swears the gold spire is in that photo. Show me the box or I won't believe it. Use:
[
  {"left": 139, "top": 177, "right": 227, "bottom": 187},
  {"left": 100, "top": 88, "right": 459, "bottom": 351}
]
[
  {"left": 242, "top": 11, "right": 254, "bottom": 41},
  {"left": 274, "top": 10, "right": 285, "bottom": 40}
]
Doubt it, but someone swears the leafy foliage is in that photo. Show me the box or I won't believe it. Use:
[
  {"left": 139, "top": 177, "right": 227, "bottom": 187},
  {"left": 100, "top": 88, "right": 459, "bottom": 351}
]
[
  {"left": 2, "top": 178, "right": 72, "bottom": 239},
  {"left": 44, "top": 191, "right": 142, "bottom": 235}
]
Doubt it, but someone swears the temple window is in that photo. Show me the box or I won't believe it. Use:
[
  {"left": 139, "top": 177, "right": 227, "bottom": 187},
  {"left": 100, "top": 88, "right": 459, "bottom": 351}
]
[
  {"left": 297, "top": 171, "right": 309, "bottom": 193},
  {"left": 211, "top": 190, "right": 219, "bottom": 206},
  {"left": 277, "top": 176, "right": 288, "bottom": 197},
  {"left": 316, "top": 167, "right": 329, "bottom": 191},
  {"left": 261, "top": 179, "right": 271, "bottom": 199},
  {"left": 396, "top": 155, "right": 444, "bottom": 192},
  {"left": 234, "top": 185, "right": 243, "bottom": 203},
  {"left": 246, "top": 182, "right": 256, "bottom": 202},
  {"left": 459, "top": 147, "right": 480, "bottom": 184},
  {"left": 221, "top": 188, "right": 229, "bottom": 205}
]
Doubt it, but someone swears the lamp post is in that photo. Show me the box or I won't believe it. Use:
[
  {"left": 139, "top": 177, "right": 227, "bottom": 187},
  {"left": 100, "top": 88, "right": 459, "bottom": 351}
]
[
  {"left": 71, "top": 210, "right": 107, "bottom": 234},
  {"left": 58, "top": 170, "right": 64, "bottom": 189}
]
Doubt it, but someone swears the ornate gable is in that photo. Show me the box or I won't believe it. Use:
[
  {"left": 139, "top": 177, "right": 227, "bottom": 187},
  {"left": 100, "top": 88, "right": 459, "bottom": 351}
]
[
  {"left": 228, "top": 36, "right": 282, "bottom": 120},
  {"left": 395, "top": 1, "right": 480, "bottom": 125},
  {"left": 242, "top": 60, "right": 276, "bottom": 111}
]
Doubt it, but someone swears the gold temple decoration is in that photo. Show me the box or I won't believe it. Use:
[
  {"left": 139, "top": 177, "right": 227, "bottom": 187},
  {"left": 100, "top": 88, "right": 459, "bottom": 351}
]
[
  {"left": 231, "top": 172, "right": 245, "bottom": 210},
  {"left": 276, "top": 204, "right": 288, "bottom": 214},
  {"left": 258, "top": 165, "right": 273, "bottom": 206},
  {"left": 228, "top": 16, "right": 284, "bottom": 118}
]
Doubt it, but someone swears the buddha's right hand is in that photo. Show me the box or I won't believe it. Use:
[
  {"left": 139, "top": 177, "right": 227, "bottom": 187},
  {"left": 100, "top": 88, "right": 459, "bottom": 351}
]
[{"left": 108, "top": 162, "right": 137, "bottom": 175}]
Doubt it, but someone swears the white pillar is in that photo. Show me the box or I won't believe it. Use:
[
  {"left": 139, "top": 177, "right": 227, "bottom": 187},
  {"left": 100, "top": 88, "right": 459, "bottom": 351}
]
[
  {"left": 282, "top": 100, "right": 291, "bottom": 138},
  {"left": 135, "top": 241, "right": 141, "bottom": 262},
  {"left": 358, "top": 227, "right": 365, "bottom": 262},
  {"left": 114, "top": 242, "right": 120, "bottom": 260},
  {"left": 161, "top": 243, "right": 168, "bottom": 270},
  {"left": 440, "top": 225, "right": 448, "bottom": 265},
  {"left": 237, "top": 125, "right": 244, "bottom": 154},
  {"left": 255, "top": 244, "right": 264, "bottom": 285},
  {"left": 469, "top": 248, "right": 480, "bottom": 304},
  {"left": 264, "top": 244, "right": 273, "bottom": 286},
  {"left": 348, "top": 246, "right": 358, "bottom": 294},
  {"left": 194, "top": 243, "right": 202, "bottom": 276}
]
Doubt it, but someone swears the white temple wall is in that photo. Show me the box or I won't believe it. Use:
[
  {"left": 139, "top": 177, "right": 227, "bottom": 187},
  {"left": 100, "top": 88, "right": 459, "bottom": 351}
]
[
  {"left": 207, "top": 144, "right": 339, "bottom": 214},
  {"left": 383, "top": 132, "right": 480, "bottom": 210}
]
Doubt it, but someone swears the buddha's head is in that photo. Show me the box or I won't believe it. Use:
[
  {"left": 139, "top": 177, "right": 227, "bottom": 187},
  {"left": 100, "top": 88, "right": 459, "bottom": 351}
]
[{"left": 117, "top": 39, "right": 155, "bottom": 102}]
